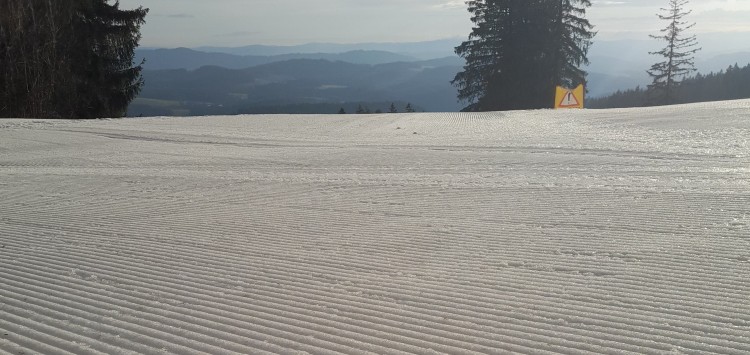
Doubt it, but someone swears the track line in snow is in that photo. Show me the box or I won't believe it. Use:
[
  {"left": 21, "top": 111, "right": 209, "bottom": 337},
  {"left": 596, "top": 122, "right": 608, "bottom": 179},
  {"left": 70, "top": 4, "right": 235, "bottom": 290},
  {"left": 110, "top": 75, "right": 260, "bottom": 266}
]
[{"left": 2, "top": 101, "right": 750, "bottom": 354}]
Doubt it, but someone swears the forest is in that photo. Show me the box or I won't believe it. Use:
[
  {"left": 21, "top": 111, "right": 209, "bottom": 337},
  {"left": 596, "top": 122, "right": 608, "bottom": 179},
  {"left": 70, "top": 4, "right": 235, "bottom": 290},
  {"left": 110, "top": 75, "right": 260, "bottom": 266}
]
[
  {"left": 589, "top": 63, "right": 750, "bottom": 109},
  {"left": 2, "top": 0, "right": 748, "bottom": 117},
  {"left": 0, "top": 0, "right": 147, "bottom": 118}
]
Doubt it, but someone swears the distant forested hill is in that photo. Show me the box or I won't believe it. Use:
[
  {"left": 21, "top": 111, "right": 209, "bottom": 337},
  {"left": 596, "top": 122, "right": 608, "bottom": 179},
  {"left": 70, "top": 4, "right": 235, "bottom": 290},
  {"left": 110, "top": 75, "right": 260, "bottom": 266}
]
[
  {"left": 193, "top": 39, "right": 462, "bottom": 59},
  {"left": 128, "top": 58, "right": 463, "bottom": 116},
  {"left": 128, "top": 37, "right": 750, "bottom": 116},
  {"left": 589, "top": 63, "right": 750, "bottom": 109},
  {"left": 135, "top": 48, "right": 422, "bottom": 70}
]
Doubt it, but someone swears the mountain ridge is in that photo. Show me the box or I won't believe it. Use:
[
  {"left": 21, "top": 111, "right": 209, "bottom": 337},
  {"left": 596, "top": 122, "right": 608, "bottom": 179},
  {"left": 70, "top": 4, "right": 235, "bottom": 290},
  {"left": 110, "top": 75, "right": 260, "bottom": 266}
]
[
  {"left": 194, "top": 38, "right": 462, "bottom": 59},
  {"left": 136, "top": 48, "right": 425, "bottom": 70},
  {"left": 130, "top": 57, "right": 464, "bottom": 116},
  {"left": 130, "top": 37, "right": 750, "bottom": 115}
]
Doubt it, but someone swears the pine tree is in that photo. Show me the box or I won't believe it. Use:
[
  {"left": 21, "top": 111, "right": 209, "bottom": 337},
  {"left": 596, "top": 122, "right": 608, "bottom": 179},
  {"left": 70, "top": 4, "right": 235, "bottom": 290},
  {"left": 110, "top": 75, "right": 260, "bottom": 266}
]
[
  {"left": 647, "top": 0, "right": 700, "bottom": 106},
  {"left": 338, "top": 107, "right": 346, "bottom": 114},
  {"left": 356, "top": 104, "right": 365, "bottom": 114},
  {"left": 552, "top": 1, "right": 595, "bottom": 90},
  {"left": 0, "top": 0, "right": 147, "bottom": 118},
  {"left": 452, "top": 0, "right": 503, "bottom": 111},
  {"left": 405, "top": 103, "right": 415, "bottom": 113},
  {"left": 71, "top": 1, "right": 148, "bottom": 118},
  {"left": 452, "top": 0, "right": 594, "bottom": 111},
  {"left": 389, "top": 103, "right": 398, "bottom": 113}
]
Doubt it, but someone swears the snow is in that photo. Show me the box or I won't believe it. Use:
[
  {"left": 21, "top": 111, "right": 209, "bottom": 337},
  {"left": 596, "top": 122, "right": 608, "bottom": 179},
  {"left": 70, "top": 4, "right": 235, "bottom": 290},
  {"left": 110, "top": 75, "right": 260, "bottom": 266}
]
[{"left": 1, "top": 100, "right": 749, "bottom": 354}]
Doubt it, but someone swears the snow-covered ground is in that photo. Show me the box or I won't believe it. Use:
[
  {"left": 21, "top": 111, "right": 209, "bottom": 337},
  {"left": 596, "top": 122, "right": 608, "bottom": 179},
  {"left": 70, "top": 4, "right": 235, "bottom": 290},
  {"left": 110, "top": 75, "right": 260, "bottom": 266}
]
[{"left": 1, "top": 100, "right": 749, "bottom": 354}]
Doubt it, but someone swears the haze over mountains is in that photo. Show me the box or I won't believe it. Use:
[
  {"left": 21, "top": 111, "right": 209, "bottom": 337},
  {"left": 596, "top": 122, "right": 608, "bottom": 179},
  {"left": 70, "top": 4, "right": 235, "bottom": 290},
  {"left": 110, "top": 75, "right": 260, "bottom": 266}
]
[
  {"left": 133, "top": 54, "right": 464, "bottom": 116},
  {"left": 138, "top": 48, "right": 426, "bottom": 70},
  {"left": 130, "top": 36, "right": 750, "bottom": 116},
  {"left": 194, "top": 39, "right": 461, "bottom": 60}
]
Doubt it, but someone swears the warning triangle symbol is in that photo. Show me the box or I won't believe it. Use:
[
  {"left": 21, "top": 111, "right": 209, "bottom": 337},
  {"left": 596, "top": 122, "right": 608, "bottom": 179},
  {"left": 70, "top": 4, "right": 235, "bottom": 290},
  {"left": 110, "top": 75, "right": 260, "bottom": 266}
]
[{"left": 559, "top": 90, "right": 580, "bottom": 107}]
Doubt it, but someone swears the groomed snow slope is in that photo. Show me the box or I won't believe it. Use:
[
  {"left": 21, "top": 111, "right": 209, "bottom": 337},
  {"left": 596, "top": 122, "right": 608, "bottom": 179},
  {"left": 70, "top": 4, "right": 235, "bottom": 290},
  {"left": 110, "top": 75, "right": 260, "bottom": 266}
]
[{"left": 1, "top": 100, "right": 749, "bottom": 354}]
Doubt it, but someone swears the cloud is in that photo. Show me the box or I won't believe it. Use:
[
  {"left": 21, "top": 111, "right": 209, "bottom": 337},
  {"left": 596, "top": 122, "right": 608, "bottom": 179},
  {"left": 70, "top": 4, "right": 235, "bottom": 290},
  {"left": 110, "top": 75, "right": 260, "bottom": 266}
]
[
  {"left": 123, "top": 0, "right": 749, "bottom": 48},
  {"left": 693, "top": 9, "right": 750, "bottom": 32},
  {"left": 164, "top": 13, "right": 194, "bottom": 19},
  {"left": 432, "top": 0, "right": 465, "bottom": 10},
  {"left": 215, "top": 31, "right": 261, "bottom": 38}
]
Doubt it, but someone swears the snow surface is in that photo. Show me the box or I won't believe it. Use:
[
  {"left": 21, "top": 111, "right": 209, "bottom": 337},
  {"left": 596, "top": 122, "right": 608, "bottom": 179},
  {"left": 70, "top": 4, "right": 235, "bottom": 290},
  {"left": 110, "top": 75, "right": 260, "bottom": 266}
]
[{"left": 1, "top": 100, "right": 749, "bottom": 354}]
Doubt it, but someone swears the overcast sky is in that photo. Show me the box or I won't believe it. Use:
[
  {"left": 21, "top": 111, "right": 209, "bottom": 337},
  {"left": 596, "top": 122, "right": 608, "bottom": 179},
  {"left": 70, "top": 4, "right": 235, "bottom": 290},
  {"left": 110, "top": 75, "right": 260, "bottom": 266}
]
[{"left": 118, "top": 0, "right": 750, "bottom": 48}]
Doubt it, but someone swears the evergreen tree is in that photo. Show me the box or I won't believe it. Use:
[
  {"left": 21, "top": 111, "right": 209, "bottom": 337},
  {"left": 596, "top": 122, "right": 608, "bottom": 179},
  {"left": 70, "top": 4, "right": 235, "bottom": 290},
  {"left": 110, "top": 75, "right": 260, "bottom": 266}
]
[
  {"left": 452, "top": 0, "right": 594, "bottom": 111},
  {"left": 451, "top": 0, "right": 503, "bottom": 111},
  {"left": 405, "top": 103, "right": 415, "bottom": 113},
  {"left": 356, "top": 104, "right": 365, "bottom": 114},
  {"left": 0, "top": 0, "right": 147, "bottom": 118},
  {"left": 71, "top": 0, "right": 149, "bottom": 118},
  {"left": 552, "top": 0, "right": 595, "bottom": 90},
  {"left": 647, "top": 0, "right": 700, "bottom": 105},
  {"left": 587, "top": 87, "right": 648, "bottom": 109},
  {"left": 338, "top": 107, "right": 346, "bottom": 114},
  {"left": 389, "top": 103, "right": 398, "bottom": 113}
]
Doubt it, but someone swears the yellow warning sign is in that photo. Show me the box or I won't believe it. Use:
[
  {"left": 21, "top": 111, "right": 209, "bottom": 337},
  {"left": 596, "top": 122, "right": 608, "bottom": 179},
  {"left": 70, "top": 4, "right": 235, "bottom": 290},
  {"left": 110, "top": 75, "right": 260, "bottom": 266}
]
[{"left": 555, "top": 84, "right": 584, "bottom": 109}]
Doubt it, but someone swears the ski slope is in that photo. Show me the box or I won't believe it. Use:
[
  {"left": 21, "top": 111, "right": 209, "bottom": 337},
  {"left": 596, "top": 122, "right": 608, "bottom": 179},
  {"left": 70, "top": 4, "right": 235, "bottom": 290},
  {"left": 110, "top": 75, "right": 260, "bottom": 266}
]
[{"left": 1, "top": 100, "right": 749, "bottom": 354}]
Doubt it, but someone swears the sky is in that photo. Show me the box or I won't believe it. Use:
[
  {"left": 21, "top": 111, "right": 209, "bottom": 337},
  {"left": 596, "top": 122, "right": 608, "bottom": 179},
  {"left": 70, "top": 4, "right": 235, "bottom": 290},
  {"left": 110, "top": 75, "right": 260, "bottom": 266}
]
[{"left": 117, "top": 0, "right": 750, "bottom": 48}]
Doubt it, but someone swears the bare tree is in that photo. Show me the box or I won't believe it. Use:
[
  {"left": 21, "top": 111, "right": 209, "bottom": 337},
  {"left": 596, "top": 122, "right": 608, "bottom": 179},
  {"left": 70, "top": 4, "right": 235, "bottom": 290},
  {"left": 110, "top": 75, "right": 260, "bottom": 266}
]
[
  {"left": 647, "top": 0, "right": 700, "bottom": 105},
  {"left": 0, "top": 0, "right": 147, "bottom": 118}
]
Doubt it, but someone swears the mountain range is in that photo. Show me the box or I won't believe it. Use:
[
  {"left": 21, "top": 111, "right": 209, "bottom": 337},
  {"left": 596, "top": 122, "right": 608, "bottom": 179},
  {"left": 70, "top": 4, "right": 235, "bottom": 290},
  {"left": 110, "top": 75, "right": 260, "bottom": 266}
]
[
  {"left": 135, "top": 48, "right": 425, "bottom": 70},
  {"left": 130, "top": 57, "right": 464, "bottom": 116},
  {"left": 192, "top": 38, "right": 462, "bottom": 59},
  {"left": 129, "top": 37, "right": 750, "bottom": 116}
]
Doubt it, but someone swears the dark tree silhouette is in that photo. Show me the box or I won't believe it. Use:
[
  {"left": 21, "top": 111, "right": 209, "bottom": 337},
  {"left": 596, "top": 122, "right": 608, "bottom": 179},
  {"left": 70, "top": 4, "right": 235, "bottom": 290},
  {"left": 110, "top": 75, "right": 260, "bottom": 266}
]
[
  {"left": 389, "top": 103, "right": 398, "bottom": 113},
  {"left": 0, "top": 0, "right": 148, "bottom": 118},
  {"left": 589, "top": 63, "right": 750, "bottom": 109},
  {"left": 452, "top": 0, "right": 594, "bottom": 111}
]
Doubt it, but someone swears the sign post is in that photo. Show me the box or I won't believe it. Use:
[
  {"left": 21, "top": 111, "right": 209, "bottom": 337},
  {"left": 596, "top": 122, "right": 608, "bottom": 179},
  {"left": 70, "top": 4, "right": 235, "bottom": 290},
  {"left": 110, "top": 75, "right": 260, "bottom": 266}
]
[{"left": 555, "top": 84, "right": 585, "bottom": 109}]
